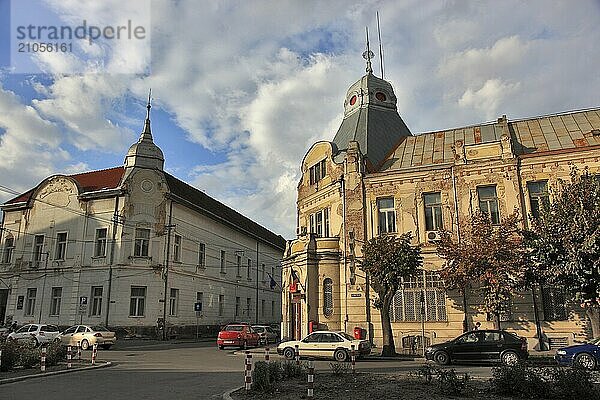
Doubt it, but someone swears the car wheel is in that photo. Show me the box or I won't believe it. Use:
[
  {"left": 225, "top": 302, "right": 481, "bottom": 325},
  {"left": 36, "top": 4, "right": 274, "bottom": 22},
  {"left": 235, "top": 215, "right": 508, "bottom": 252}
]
[
  {"left": 501, "top": 350, "right": 519, "bottom": 366},
  {"left": 283, "top": 347, "right": 295, "bottom": 360},
  {"left": 574, "top": 353, "right": 596, "bottom": 370},
  {"left": 434, "top": 351, "right": 450, "bottom": 365},
  {"left": 218, "top": 345, "right": 224, "bottom": 350},
  {"left": 334, "top": 349, "right": 348, "bottom": 362},
  {"left": 80, "top": 339, "right": 90, "bottom": 351}
]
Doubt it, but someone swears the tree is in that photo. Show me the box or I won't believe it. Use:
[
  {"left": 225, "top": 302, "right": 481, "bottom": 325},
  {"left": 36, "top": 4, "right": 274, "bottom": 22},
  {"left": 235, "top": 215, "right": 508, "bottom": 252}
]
[
  {"left": 360, "top": 232, "right": 422, "bottom": 357},
  {"left": 436, "top": 211, "right": 526, "bottom": 329},
  {"left": 526, "top": 168, "right": 600, "bottom": 338}
]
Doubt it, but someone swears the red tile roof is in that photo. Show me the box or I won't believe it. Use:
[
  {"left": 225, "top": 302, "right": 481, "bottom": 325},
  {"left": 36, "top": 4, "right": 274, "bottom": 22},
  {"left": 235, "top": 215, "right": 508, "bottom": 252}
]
[{"left": 5, "top": 166, "right": 124, "bottom": 204}]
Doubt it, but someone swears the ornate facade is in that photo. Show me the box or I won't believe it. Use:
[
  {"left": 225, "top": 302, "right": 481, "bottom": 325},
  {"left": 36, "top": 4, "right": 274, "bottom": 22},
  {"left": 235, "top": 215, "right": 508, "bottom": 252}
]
[{"left": 282, "top": 60, "right": 600, "bottom": 352}]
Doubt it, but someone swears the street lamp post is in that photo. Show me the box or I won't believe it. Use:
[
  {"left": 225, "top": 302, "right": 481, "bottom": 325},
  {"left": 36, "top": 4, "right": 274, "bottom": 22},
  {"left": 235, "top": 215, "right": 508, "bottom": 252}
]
[{"left": 420, "top": 290, "right": 426, "bottom": 357}]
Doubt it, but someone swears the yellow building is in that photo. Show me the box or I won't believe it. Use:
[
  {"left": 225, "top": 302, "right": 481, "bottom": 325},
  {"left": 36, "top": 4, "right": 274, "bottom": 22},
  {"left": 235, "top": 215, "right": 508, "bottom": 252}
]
[{"left": 281, "top": 57, "right": 600, "bottom": 352}]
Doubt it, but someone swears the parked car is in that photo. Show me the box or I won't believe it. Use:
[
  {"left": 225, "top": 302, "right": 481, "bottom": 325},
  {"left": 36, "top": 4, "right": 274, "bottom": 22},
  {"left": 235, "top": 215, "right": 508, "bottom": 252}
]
[
  {"left": 277, "top": 330, "right": 371, "bottom": 362},
  {"left": 425, "top": 330, "right": 528, "bottom": 365},
  {"left": 252, "top": 325, "right": 279, "bottom": 345},
  {"left": 6, "top": 323, "right": 60, "bottom": 346},
  {"left": 58, "top": 325, "right": 117, "bottom": 350},
  {"left": 217, "top": 324, "right": 260, "bottom": 349},
  {"left": 555, "top": 337, "right": 600, "bottom": 370}
]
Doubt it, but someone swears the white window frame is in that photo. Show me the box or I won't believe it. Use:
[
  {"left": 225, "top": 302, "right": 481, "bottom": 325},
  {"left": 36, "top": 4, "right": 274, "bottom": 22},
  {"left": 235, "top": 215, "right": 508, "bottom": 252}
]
[
  {"left": 477, "top": 185, "right": 500, "bottom": 225},
  {"left": 173, "top": 235, "right": 182, "bottom": 262},
  {"left": 423, "top": 192, "right": 443, "bottom": 231},
  {"left": 25, "top": 288, "right": 37, "bottom": 316},
  {"left": 94, "top": 228, "right": 108, "bottom": 257},
  {"left": 309, "top": 159, "right": 326, "bottom": 185},
  {"left": 169, "top": 288, "right": 179, "bottom": 316},
  {"left": 91, "top": 286, "right": 103, "bottom": 316},
  {"left": 134, "top": 228, "right": 151, "bottom": 257},
  {"left": 55, "top": 232, "right": 68, "bottom": 260},
  {"left": 129, "top": 286, "right": 146, "bottom": 317},
  {"left": 33, "top": 235, "right": 45, "bottom": 267},
  {"left": 236, "top": 255, "right": 242, "bottom": 277},
  {"left": 391, "top": 271, "right": 447, "bottom": 322},
  {"left": 218, "top": 294, "right": 224, "bottom": 316},
  {"left": 198, "top": 242, "right": 206, "bottom": 268},
  {"left": 50, "top": 287, "right": 62, "bottom": 316},
  {"left": 3, "top": 236, "right": 14, "bottom": 264},
  {"left": 377, "top": 198, "right": 396, "bottom": 234},
  {"left": 247, "top": 258, "right": 252, "bottom": 280},
  {"left": 220, "top": 250, "right": 226, "bottom": 273},
  {"left": 309, "top": 208, "right": 330, "bottom": 237}
]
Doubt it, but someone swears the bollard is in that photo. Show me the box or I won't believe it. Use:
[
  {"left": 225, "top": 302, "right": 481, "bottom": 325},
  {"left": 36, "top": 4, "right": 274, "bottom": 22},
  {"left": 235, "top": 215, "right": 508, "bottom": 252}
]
[
  {"left": 265, "top": 347, "right": 270, "bottom": 361},
  {"left": 307, "top": 357, "right": 314, "bottom": 399},
  {"left": 0, "top": 349, "right": 2, "bottom": 370},
  {"left": 244, "top": 351, "right": 252, "bottom": 391},
  {"left": 67, "top": 345, "right": 72, "bottom": 368},
  {"left": 295, "top": 344, "right": 300, "bottom": 365},
  {"left": 351, "top": 344, "right": 356, "bottom": 373},
  {"left": 91, "top": 343, "right": 98, "bottom": 365},
  {"left": 77, "top": 341, "right": 81, "bottom": 360},
  {"left": 40, "top": 345, "right": 47, "bottom": 372}
]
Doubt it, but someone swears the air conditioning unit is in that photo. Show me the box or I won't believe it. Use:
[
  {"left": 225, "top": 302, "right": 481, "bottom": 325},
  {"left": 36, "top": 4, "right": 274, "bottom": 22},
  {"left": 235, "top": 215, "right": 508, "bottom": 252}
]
[{"left": 426, "top": 231, "right": 442, "bottom": 242}]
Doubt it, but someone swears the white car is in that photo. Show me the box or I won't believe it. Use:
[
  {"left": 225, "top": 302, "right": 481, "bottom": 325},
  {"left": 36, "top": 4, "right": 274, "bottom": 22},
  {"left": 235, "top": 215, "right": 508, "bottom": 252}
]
[
  {"left": 7, "top": 324, "right": 60, "bottom": 345},
  {"left": 252, "top": 325, "right": 279, "bottom": 345},
  {"left": 58, "top": 325, "right": 117, "bottom": 350},
  {"left": 277, "top": 330, "right": 371, "bottom": 362}
]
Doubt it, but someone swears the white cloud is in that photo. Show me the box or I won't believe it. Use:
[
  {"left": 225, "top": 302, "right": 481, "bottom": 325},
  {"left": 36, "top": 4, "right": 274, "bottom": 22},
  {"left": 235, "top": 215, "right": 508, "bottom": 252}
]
[{"left": 458, "top": 79, "right": 521, "bottom": 120}]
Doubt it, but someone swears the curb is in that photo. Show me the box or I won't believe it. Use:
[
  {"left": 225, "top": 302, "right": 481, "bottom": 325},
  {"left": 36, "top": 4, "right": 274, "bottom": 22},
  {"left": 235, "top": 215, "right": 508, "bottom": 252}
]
[
  {"left": 222, "top": 385, "right": 243, "bottom": 400},
  {"left": 0, "top": 361, "right": 112, "bottom": 385}
]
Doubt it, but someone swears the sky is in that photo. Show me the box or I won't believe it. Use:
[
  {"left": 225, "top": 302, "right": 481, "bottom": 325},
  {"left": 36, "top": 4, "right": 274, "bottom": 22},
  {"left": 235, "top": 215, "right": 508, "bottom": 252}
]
[{"left": 0, "top": 0, "right": 599, "bottom": 239}]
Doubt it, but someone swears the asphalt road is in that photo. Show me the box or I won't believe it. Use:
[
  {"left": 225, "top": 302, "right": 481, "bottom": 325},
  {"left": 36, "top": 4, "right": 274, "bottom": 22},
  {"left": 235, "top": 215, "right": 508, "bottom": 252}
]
[{"left": 2, "top": 340, "right": 497, "bottom": 400}]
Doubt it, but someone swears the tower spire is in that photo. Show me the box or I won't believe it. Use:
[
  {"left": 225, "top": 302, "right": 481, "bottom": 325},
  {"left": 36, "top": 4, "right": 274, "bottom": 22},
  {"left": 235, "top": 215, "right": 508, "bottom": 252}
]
[
  {"left": 362, "top": 26, "right": 374, "bottom": 75},
  {"left": 141, "top": 88, "right": 152, "bottom": 139}
]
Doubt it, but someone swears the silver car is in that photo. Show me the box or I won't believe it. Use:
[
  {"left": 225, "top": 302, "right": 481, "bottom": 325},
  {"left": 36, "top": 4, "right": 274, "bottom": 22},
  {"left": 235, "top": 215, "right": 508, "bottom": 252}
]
[
  {"left": 252, "top": 325, "right": 279, "bottom": 345},
  {"left": 58, "top": 325, "right": 117, "bottom": 350},
  {"left": 6, "top": 323, "right": 60, "bottom": 345}
]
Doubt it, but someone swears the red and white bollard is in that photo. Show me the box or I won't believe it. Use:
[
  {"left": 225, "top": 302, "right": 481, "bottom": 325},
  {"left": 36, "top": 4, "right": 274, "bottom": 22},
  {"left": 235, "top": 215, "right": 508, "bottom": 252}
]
[
  {"left": 307, "top": 357, "right": 314, "bottom": 399},
  {"left": 264, "top": 347, "right": 270, "bottom": 361},
  {"left": 67, "top": 346, "right": 72, "bottom": 368},
  {"left": 91, "top": 343, "right": 98, "bottom": 365},
  {"left": 0, "top": 350, "right": 3, "bottom": 370},
  {"left": 40, "top": 345, "right": 47, "bottom": 372},
  {"left": 351, "top": 344, "right": 356, "bottom": 373},
  {"left": 77, "top": 341, "right": 81, "bottom": 360},
  {"left": 244, "top": 351, "right": 252, "bottom": 391},
  {"left": 295, "top": 344, "right": 300, "bottom": 365}
]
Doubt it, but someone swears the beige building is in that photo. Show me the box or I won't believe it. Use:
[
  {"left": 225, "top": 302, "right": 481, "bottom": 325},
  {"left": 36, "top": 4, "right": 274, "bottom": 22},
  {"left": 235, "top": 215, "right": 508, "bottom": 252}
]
[
  {"left": 282, "top": 58, "right": 600, "bottom": 352},
  {"left": 0, "top": 100, "right": 285, "bottom": 337}
]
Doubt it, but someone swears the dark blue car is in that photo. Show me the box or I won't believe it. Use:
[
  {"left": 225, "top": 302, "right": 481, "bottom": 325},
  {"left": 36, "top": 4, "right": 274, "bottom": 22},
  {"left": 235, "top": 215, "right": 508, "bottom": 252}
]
[{"left": 555, "top": 338, "right": 600, "bottom": 370}]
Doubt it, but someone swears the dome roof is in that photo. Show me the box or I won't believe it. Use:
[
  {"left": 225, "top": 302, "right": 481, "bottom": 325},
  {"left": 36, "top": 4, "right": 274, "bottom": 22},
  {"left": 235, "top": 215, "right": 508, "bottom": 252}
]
[{"left": 124, "top": 96, "right": 165, "bottom": 171}]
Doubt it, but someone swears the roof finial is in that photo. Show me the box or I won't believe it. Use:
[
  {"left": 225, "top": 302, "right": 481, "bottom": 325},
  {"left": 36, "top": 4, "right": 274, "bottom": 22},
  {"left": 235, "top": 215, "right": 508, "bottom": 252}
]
[
  {"left": 376, "top": 11, "right": 385, "bottom": 78},
  {"left": 141, "top": 88, "right": 153, "bottom": 139},
  {"left": 362, "top": 26, "right": 374, "bottom": 74}
]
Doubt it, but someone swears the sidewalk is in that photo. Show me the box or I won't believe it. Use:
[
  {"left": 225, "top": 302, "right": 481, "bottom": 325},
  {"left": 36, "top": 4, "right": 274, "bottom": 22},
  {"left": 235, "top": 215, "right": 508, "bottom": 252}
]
[{"left": 0, "top": 361, "right": 112, "bottom": 385}]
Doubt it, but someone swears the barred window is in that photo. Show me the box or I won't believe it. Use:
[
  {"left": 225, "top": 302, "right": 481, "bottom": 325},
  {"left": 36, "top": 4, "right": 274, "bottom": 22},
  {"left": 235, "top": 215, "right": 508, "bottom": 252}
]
[
  {"left": 542, "top": 286, "right": 567, "bottom": 321},
  {"left": 323, "top": 278, "right": 333, "bottom": 317},
  {"left": 391, "top": 271, "right": 447, "bottom": 322}
]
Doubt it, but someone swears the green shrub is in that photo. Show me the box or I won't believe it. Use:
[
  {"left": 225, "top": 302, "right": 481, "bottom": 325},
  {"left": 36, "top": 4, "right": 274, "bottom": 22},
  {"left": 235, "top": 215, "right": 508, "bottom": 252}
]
[
  {"left": 267, "top": 360, "right": 283, "bottom": 382},
  {"left": 549, "top": 367, "right": 598, "bottom": 400},
  {"left": 490, "top": 363, "right": 550, "bottom": 399},
  {"left": 329, "top": 361, "right": 351, "bottom": 375},
  {"left": 437, "top": 369, "right": 470, "bottom": 396},
  {"left": 281, "top": 360, "right": 305, "bottom": 379},
  {"left": 415, "top": 363, "right": 440, "bottom": 384},
  {"left": 0, "top": 340, "right": 20, "bottom": 371},
  {"left": 18, "top": 341, "right": 39, "bottom": 369},
  {"left": 251, "top": 361, "right": 274, "bottom": 393},
  {"left": 45, "top": 341, "right": 67, "bottom": 367}
]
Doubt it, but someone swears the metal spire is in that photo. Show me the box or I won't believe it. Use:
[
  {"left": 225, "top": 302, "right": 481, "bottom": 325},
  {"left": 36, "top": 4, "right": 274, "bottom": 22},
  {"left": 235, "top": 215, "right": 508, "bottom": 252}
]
[
  {"left": 377, "top": 11, "right": 385, "bottom": 78},
  {"left": 141, "top": 88, "right": 152, "bottom": 139},
  {"left": 362, "top": 27, "right": 374, "bottom": 74}
]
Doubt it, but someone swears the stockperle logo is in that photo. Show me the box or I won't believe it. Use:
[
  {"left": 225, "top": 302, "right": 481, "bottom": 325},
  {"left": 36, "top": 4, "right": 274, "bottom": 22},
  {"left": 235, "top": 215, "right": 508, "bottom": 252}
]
[{"left": 3, "top": 0, "right": 151, "bottom": 74}]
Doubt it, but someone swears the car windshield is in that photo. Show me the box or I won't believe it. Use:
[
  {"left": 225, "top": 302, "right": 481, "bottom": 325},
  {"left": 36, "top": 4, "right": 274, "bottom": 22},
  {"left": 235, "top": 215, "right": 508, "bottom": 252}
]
[
  {"left": 588, "top": 338, "right": 600, "bottom": 345},
  {"left": 224, "top": 325, "right": 244, "bottom": 332},
  {"left": 91, "top": 326, "right": 108, "bottom": 332},
  {"left": 337, "top": 332, "right": 354, "bottom": 341}
]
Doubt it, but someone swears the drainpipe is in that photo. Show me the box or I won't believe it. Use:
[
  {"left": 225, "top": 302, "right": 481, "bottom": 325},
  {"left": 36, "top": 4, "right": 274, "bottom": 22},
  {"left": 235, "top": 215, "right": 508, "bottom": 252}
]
[
  {"left": 105, "top": 195, "right": 120, "bottom": 327},
  {"left": 162, "top": 200, "right": 174, "bottom": 340},
  {"left": 341, "top": 168, "right": 348, "bottom": 334},
  {"left": 451, "top": 165, "right": 468, "bottom": 332}
]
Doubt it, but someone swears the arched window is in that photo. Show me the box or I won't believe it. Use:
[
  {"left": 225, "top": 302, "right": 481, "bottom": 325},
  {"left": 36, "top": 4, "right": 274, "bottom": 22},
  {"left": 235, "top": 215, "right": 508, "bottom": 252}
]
[{"left": 323, "top": 278, "right": 333, "bottom": 317}]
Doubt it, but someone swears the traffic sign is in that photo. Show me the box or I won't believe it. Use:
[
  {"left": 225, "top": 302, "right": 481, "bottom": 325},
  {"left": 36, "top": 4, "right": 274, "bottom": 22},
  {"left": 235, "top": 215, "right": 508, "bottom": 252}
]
[
  {"left": 194, "top": 302, "right": 202, "bottom": 312},
  {"left": 80, "top": 296, "right": 88, "bottom": 305}
]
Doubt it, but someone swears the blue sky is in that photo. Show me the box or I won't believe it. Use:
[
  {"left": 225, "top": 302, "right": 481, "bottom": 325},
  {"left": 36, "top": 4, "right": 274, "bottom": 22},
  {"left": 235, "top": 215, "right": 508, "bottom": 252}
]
[{"left": 1, "top": 0, "right": 599, "bottom": 238}]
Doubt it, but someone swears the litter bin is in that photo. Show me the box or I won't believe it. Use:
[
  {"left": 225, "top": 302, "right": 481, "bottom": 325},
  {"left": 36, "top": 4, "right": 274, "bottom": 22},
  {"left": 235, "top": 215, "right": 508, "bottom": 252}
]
[{"left": 353, "top": 326, "right": 364, "bottom": 340}]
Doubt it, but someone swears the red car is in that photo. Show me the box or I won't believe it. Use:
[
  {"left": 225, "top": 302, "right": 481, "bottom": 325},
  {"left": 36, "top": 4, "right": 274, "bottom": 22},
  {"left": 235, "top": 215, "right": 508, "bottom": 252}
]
[{"left": 217, "top": 324, "right": 260, "bottom": 350}]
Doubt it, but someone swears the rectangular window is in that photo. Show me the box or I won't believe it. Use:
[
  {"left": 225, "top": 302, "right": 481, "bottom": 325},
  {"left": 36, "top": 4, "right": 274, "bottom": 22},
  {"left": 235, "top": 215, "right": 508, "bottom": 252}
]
[
  {"left": 50, "top": 287, "right": 62, "bottom": 316},
  {"left": 377, "top": 198, "right": 396, "bottom": 234},
  {"left": 261, "top": 299, "right": 265, "bottom": 317},
  {"left": 134, "top": 228, "right": 150, "bottom": 257},
  {"left": 220, "top": 250, "right": 226, "bottom": 273},
  {"left": 424, "top": 192, "right": 443, "bottom": 231},
  {"left": 271, "top": 300, "right": 275, "bottom": 317},
  {"left": 477, "top": 185, "right": 500, "bottom": 224},
  {"left": 309, "top": 159, "right": 326, "bottom": 185},
  {"left": 261, "top": 263, "right": 266, "bottom": 282},
  {"left": 3, "top": 237, "right": 14, "bottom": 264},
  {"left": 173, "top": 235, "right": 182, "bottom": 262},
  {"left": 542, "top": 286, "right": 567, "bottom": 321},
  {"left": 169, "top": 288, "right": 179, "bottom": 316},
  {"left": 218, "top": 294, "right": 224, "bottom": 316},
  {"left": 94, "top": 228, "right": 107, "bottom": 257},
  {"left": 33, "top": 235, "right": 45, "bottom": 267},
  {"left": 235, "top": 296, "right": 240, "bottom": 317},
  {"left": 91, "top": 286, "right": 103, "bottom": 316},
  {"left": 309, "top": 208, "right": 330, "bottom": 237},
  {"left": 237, "top": 255, "right": 242, "bottom": 277},
  {"left": 25, "top": 288, "right": 37, "bottom": 316},
  {"left": 129, "top": 286, "right": 146, "bottom": 317},
  {"left": 391, "top": 272, "right": 447, "bottom": 322},
  {"left": 247, "top": 259, "right": 252, "bottom": 279},
  {"left": 527, "top": 181, "right": 549, "bottom": 219},
  {"left": 246, "top": 297, "right": 252, "bottom": 316},
  {"left": 55, "top": 232, "right": 67, "bottom": 260},
  {"left": 198, "top": 243, "right": 206, "bottom": 268}
]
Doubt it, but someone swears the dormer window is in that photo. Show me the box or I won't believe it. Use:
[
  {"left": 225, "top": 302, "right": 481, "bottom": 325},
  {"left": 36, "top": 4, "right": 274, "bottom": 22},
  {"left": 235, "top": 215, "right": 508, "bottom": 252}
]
[{"left": 309, "top": 159, "right": 326, "bottom": 185}]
